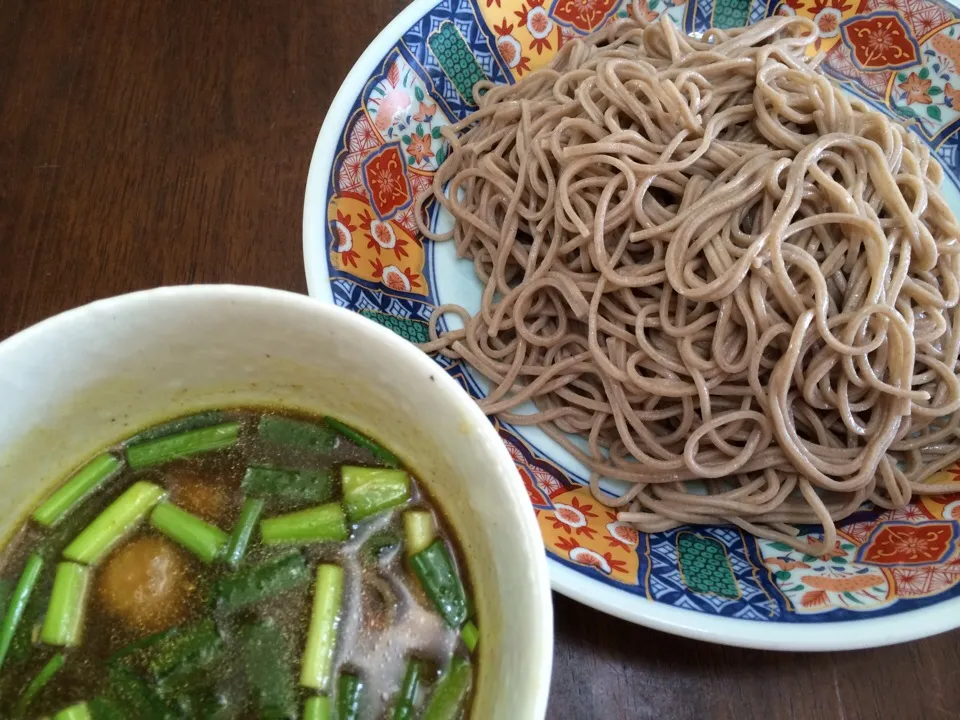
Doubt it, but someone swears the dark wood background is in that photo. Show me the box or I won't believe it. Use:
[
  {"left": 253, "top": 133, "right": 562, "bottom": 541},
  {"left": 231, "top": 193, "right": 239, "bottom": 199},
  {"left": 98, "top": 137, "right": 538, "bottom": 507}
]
[{"left": 2, "top": 1, "right": 958, "bottom": 718}]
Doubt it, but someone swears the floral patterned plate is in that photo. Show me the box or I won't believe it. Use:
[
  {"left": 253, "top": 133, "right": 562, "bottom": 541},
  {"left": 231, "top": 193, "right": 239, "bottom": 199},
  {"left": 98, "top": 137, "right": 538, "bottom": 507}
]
[{"left": 304, "top": 0, "right": 960, "bottom": 649}]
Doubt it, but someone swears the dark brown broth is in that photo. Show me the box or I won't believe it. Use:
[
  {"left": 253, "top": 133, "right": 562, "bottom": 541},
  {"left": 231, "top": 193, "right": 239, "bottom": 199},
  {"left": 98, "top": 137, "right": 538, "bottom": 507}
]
[{"left": 0, "top": 408, "right": 474, "bottom": 719}]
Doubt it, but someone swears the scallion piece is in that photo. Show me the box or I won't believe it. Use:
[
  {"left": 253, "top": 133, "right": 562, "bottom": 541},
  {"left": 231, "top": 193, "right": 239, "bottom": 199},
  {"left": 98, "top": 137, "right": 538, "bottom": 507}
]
[
  {"left": 146, "top": 619, "right": 222, "bottom": 692},
  {"left": 105, "top": 663, "right": 173, "bottom": 717},
  {"left": 391, "top": 660, "right": 422, "bottom": 720},
  {"left": 300, "top": 564, "right": 344, "bottom": 691},
  {"left": 127, "top": 411, "right": 225, "bottom": 444},
  {"left": 403, "top": 510, "right": 435, "bottom": 557},
  {"left": 242, "top": 619, "right": 296, "bottom": 719},
  {"left": 217, "top": 551, "right": 310, "bottom": 612},
  {"left": 63, "top": 482, "right": 166, "bottom": 565},
  {"left": 126, "top": 422, "right": 240, "bottom": 470},
  {"left": 337, "top": 673, "right": 363, "bottom": 720},
  {"left": 0, "top": 553, "right": 43, "bottom": 670},
  {"left": 423, "top": 656, "right": 473, "bottom": 720},
  {"left": 325, "top": 417, "right": 400, "bottom": 467},
  {"left": 32, "top": 454, "right": 122, "bottom": 527},
  {"left": 150, "top": 503, "right": 228, "bottom": 564},
  {"left": 88, "top": 696, "right": 126, "bottom": 720},
  {"left": 409, "top": 540, "right": 468, "bottom": 629},
  {"left": 341, "top": 467, "right": 410, "bottom": 522},
  {"left": 260, "top": 503, "right": 348, "bottom": 545},
  {"left": 224, "top": 498, "right": 265, "bottom": 568},
  {"left": 460, "top": 620, "right": 479, "bottom": 652},
  {"left": 54, "top": 702, "right": 92, "bottom": 720},
  {"left": 258, "top": 415, "right": 336, "bottom": 453},
  {"left": 16, "top": 651, "right": 65, "bottom": 714},
  {"left": 242, "top": 466, "right": 334, "bottom": 504},
  {"left": 41, "top": 562, "right": 90, "bottom": 647},
  {"left": 304, "top": 695, "right": 332, "bottom": 720}
]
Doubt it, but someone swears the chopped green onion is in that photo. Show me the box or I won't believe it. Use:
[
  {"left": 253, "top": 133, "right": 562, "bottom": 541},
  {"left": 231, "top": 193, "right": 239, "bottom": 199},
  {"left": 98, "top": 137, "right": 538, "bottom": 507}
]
[
  {"left": 242, "top": 465, "right": 334, "bottom": 504},
  {"left": 150, "top": 503, "right": 228, "bottom": 564},
  {"left": 260, "top": 503, "right": 348, "bottom": 544},
  {"left": 304, "top": 695, "right": 332, "bottom": 720},
  {"left": 460, "top": 620, "right": 479, "bottom": 652},
  {"left": 87, "top": 696, "right": 126, "bottom": 720},
  {"left": 127, "top": 411, "right": 225, "bottom": 444},
  {"left": 63, "top": 482, "right": 166, "bottom": 565},
  {"left": 41, "top": 562, "right": 90, "bottom": 646},
  {"left": 241, "top": 620, "right": 296, "bottom": 719},
  {"left": 126, "top": 422, "right": 240, "bottom": 469},
  {"left": 325, "top": 417, "right": 400, "bottom": 467},
  {"left": 364, "top": 531, "right": 401, "bottom": 562},
  {"left": 341, "top": 467, "right": 410, "bottom": 522},
  {"left": 391, "top": 660, "right": 422, "bottom": 720},
  {"left": 300, "top": 564, "right": 344, "bottom": 691},
  {"left": 258, "top": 415, "right": 336, "bottom": 453},
  {"left": 337, "top": 673, "right": 363, "bottom": 720},
  {"left": 0, "top": 553, "right": 43, "bottom": 670},
  {"left": 16, "top": 651, "right": 65, "bottom": 714},
  {"left": 105, "top": 663, "right": 173, "bottom": 717},
  {"left": 217, "top": 551, "right": 310, "bottom": 612},
  {"left": 409, "top": 540, "right": 468, "bottom": 629},
  {"left": 108, "top": 625, "right": 179, "bottom": 666},
  {"left": 423, "top": 656, "right": 473, "bottom": 720},
  {"left": 146, "top": 619, "right": 222, "bottom": 693},
  {"left": 224, "top": 498, "right": 265, "bottom": 568},
  {"left": 32, "top": 454, "right": 122, "bottom": 527},
  {"left": 54, "top": 702, "right": 92, "bottom": 720},
  {"left": 403, "top": 510, "right": 435, "bottom": 557}
]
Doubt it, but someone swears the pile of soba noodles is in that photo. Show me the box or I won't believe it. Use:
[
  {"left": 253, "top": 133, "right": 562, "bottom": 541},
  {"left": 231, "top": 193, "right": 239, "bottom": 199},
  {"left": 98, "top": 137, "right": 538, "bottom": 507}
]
[{"left": 415, "top": 9, "right": 960, "bottom": 551}]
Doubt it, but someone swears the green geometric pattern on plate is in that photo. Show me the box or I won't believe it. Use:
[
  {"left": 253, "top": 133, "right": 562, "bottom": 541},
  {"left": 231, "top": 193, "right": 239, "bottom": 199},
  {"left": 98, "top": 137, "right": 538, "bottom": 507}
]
[
  {"left": 713, "top": 0, "right": 750, "bottom": 29},
  {"left": 428, "top": 21, "right": 487, "bottom": 105},
  {"left": 677, "top": 532, "right": 740, "bottom": 599},
  {"left": 359, "top": 309, "right": 431, "bottom": 344}
]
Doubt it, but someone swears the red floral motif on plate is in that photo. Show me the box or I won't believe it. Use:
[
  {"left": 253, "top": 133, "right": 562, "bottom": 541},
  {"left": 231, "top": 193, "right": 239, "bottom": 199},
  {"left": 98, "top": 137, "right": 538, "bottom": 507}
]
[
  {"left": 362, "top": 144, "right": 412, "bottom": 220},
  {"left": 550, "top": 0, "right": 619, "bottom": 33},
  {"left": 841, "top": 12, "right": 919, "bottom": 70},
  {"left": 518, "top": 466, "right": 550, "bottom": 508},
  {"left": 858, "top": 522, "right": 958, "bottom": 566}
]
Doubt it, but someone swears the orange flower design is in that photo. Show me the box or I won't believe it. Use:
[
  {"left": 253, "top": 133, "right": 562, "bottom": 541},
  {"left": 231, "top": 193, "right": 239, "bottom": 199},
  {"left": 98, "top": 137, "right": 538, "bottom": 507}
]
[
  {"left": 800, "top": 589, "right": 830, "bottom": 608},
  {"left": 336, "top": 210, "right": 356, "bottom": 231},
  {"left": 899, "top": 72, "right": 933, "bottom": 105},
  {"left": 633, "top": 0, "right": 659, "bottom": 22},
  {"left": 806, "top": 537, "right": 846, "bottom": 560},
  {"left": 548, "top": 496, "right": 599, "bottom": 537},
  {"left": 407, "top": 132, "right": 434, "bottom": 165},
  {"left": 493, "top": 19, "right": 514, "bottom": 36},
  {"left": 601, "top": 551, "right": 628, "bottom": 574},
  {"left": 817, "top": 13, "right": 838, "bottom": 33},
  {"left": 412, "top": 101, "right": 437, "bottom": 123},
  {"left": 334, "top": 211, "right": 360, "bottom": 267}
]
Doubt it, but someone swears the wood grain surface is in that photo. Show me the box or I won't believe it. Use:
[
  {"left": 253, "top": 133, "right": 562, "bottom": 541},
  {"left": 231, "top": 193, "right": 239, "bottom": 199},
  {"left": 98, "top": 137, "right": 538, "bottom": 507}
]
[{"left": 2, "top": 2, "right": 958, "bottom": 718}]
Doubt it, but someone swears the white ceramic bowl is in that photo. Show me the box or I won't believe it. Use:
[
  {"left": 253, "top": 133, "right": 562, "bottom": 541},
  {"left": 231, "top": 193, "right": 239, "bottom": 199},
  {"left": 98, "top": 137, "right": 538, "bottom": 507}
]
[{"left": 0, "top": 284, "right": 553, "bottom": 719}]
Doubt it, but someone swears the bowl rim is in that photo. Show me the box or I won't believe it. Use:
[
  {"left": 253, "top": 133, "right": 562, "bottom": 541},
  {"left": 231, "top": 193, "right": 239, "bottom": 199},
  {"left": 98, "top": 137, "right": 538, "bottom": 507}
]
[
  {"left": 0, "top": 284, "right": 555, "bottom": 710},
  {"left": 302, "top": 0, "right": 960, "bottom": 650}
]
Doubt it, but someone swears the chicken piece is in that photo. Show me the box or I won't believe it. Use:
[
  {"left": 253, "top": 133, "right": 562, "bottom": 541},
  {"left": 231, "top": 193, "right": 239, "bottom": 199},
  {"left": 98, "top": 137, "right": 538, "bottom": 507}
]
[{"left": 98, "top": 536, "right": 193, "bottom": 633}]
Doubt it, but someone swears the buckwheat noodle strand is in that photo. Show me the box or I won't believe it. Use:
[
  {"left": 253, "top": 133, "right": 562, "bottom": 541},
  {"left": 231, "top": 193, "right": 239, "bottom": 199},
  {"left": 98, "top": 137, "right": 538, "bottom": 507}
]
[{"left": 415, "top": 11, "right": 960, "bottom": 552}]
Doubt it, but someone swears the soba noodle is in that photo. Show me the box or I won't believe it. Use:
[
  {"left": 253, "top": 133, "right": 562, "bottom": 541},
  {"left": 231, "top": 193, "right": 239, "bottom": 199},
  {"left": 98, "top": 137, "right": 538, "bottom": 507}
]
[{"left": 415, "top": 10, "right": 960, "bottom": 552}]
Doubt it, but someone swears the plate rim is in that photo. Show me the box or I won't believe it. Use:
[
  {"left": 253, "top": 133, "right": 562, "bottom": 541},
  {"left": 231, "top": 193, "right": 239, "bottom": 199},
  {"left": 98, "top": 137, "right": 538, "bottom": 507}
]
[{"left": 303, "top": 0, "right": 960, "bottom": 650}]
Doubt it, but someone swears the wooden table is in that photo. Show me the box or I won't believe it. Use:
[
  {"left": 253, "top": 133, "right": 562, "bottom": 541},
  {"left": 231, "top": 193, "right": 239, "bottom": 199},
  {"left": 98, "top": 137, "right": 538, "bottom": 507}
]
[{"left": 3, "top": 2, "right": 959, "bottom": 718}]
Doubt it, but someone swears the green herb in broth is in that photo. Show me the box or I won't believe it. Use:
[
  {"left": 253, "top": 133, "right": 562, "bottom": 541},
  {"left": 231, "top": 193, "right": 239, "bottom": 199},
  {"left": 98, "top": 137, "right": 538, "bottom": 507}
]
[{"left": 0, "top": 408, "right": 477, "bottom": 719}]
